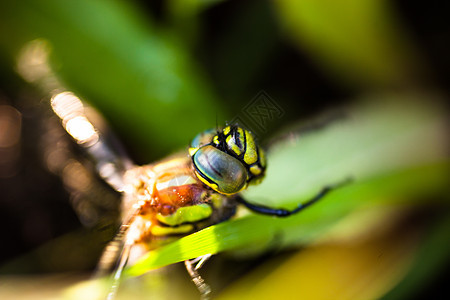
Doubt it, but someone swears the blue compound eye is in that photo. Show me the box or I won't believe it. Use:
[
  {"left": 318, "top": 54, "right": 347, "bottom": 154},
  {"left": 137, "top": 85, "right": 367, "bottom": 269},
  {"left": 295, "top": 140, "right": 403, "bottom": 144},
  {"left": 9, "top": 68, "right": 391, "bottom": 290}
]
[{"left": 193, "top": 145, "right": 247, "bottom": 195}]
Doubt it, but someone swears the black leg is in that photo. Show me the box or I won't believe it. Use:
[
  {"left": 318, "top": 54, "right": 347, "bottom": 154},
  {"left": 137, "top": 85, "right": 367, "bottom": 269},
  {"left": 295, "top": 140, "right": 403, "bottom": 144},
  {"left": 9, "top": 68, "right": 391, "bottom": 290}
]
[{"left": 236, "top": 178, "right": 352, "bottom": 217}]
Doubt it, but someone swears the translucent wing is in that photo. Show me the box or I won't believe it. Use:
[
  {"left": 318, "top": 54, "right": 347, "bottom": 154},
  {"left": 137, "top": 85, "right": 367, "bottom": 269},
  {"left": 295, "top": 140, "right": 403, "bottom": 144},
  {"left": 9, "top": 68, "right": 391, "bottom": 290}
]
[
  {"left": 16, "top": 39, "right": 133, "bottom": 192},
  {"left": 16, "top": 41, "right": 141, "bottom": 298},
  {"left": 50, "top": 91, "right": 133, "bottom": 191},
  {"left": 49, "top": 90, "right": 142, "bottom": 299}
]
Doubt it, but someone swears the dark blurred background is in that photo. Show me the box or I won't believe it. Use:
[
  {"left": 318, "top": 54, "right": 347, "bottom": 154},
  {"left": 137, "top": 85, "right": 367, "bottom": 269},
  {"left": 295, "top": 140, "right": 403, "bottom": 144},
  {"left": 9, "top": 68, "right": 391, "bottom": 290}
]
[{"left": 0, "top": 0, "right": 448, "bottom": 299}]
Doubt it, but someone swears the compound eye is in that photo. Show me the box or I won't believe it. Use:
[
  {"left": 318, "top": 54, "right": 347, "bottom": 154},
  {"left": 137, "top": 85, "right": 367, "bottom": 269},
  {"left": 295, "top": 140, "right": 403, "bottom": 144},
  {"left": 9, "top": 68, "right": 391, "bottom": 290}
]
[
  {"left": 193, "top": 145, "right": 247, "bottom": 195},
  {"left": 190, "top": 128, "right": 217, "bottom": 149}
]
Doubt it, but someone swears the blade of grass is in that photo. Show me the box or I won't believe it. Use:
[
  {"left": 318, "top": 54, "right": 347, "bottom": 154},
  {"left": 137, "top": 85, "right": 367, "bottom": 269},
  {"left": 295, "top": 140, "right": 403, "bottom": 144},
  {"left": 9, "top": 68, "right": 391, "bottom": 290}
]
[{"left": 126, "top": 97, "right": 448, "bottom": 276}]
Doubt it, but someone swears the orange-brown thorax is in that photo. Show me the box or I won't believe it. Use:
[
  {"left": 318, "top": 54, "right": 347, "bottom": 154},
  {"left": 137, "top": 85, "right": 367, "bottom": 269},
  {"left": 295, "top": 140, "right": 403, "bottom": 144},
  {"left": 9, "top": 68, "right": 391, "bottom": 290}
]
[
  {"left": 123, "top": 155, "right": 209, "bottom": 217},
  {"left": 121, "top": 155, "right": 214, "bottom": 248}
]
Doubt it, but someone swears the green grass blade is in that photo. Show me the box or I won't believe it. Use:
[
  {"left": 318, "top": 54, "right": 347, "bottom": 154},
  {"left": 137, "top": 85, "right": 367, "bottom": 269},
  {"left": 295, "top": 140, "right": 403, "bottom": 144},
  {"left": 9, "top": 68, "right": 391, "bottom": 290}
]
[{"left": 126, "top": 97, "right": 448, "bottom": 276}]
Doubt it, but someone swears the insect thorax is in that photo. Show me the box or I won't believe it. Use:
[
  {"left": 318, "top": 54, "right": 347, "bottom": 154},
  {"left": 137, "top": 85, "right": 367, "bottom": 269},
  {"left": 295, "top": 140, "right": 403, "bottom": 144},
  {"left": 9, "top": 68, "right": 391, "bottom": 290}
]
[{"left": 121, "top": 155, "right": 236, "bottom": 249}]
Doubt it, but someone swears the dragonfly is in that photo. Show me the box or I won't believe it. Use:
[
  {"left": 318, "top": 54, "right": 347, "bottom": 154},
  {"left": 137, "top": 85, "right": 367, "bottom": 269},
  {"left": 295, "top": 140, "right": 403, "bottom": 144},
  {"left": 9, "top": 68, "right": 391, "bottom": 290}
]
[
  {"left": 16, "top": 38, "right": 347, "bottom": 299},
  {"left": 48, "top": 90, "right": 348, "bottom": 299}
]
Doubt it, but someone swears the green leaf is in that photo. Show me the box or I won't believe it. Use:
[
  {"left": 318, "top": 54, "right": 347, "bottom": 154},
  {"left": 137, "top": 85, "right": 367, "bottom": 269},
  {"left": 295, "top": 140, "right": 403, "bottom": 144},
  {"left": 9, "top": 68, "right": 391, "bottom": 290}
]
[{"left": 126, "top": 97, "right": 448, "bottom": 276}]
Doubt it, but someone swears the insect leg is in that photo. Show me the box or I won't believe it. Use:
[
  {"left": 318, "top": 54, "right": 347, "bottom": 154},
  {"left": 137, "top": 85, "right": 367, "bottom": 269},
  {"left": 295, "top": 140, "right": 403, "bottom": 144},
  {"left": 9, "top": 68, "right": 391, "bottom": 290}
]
[
  {"left": 106, "top": 242, "right": 132, "bottom": 300},
  {"left": 95, "top": 205, "right": 140, "bottom": 300},
  {"left": 191, "top": 254, "right": 212, "bottom": 270},
  {"left": 96, "top": 224, "right": 130, "bottom": 276},
  {"left": 184, "top": 254, "right": 212, "bottom": 300},
  {"left": 236, "top": 178, "right": 352, "bottom": 217}
]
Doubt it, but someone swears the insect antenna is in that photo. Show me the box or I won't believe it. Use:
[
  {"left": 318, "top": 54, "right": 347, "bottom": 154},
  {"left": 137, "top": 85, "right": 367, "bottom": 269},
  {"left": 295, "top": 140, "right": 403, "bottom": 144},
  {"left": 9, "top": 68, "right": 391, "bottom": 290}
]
[{"left": 215, "top": 113, "right": 221, "bottom": 135}]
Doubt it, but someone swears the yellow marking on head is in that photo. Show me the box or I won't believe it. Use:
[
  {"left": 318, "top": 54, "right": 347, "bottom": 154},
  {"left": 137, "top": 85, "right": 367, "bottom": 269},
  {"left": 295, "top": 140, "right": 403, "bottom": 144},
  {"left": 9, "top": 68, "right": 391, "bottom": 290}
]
[
  {"left": 189, "top": 147, "right": 199, "bottom": 156},
  {"left": 258, "top": 147, "right": 266, "bottom": 167},
  {"left": 243, "top": 130, "right": 257, "bottom": 164},
  {"left": 213, "top": 135, "right": 219, "bottom": 145},
  {"left": 231, "top": 144, "right": 242, "bottom": 156},
  {"left": 236, "top": 127, "right": 244, "bottom": 138},
  {"left": 235, "top": 127, "right": 245, "bottom": 155},
  {"left": 250, "top": 165, "right": 262, "bottom": 176},
  {"left": 223, "top": 126, "right": 231, "bottom": 135},
  {"left": 226, "top": 135, "right": 242, "bottom": 156},
  {"left": 195, "top": 170, "right": 219, "bottom": 191}
]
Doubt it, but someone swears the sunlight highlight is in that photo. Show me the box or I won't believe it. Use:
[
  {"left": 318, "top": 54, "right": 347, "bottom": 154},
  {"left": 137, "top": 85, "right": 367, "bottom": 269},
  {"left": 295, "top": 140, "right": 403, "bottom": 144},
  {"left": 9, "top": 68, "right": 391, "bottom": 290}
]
[{"left": 51, "top": 92, "right": 99, "bottom": 146}]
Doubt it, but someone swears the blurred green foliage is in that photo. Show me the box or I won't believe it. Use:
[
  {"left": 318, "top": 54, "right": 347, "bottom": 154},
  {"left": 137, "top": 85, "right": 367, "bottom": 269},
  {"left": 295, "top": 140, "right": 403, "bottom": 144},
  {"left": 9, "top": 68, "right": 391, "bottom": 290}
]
[
  {"left": 0, "top": 0, "right": 225, "bottom": 158},
  {"left": 0, "top": 0, "right": 448, "bottom": 299},
  {"left": 274, "top": 0, "right": 424, "bottom": 87}
]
